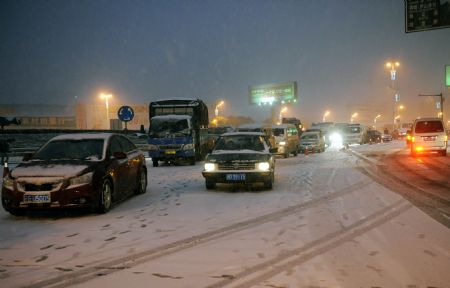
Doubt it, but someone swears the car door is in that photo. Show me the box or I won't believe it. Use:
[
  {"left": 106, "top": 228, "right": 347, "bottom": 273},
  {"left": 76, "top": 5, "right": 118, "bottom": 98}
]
[
  {"left": 107, "top": 136, "right": 129, "bottom": 200},
  {"left": 117, "top": 135, "right": 141, "bottom": 193}
]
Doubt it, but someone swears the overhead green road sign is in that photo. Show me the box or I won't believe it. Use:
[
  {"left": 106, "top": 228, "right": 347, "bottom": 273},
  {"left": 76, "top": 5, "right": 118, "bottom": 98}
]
[
  {"left": 405, "top": 0, "right": 450, "bottom": 33},
  {"left": 249, "top": 81, "right": 298, "bottom": 105},
  {"left": 446, "top": 65, "right": 450, "bottom": 87}
]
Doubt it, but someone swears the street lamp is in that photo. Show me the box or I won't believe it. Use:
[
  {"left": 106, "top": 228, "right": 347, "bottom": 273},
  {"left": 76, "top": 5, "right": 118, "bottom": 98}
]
[
  {"left": 386, "top": 61, "right": 400, "bottom": 129},
  {"left": 100, "top": 93, "right": 112, "bottom": 129},
  {"left": 350, "top": 112, "right": 358, "bottom": 124},
  {"left": 374, "top": 114, "right": 381, "bottom": 129},
  {"left": 215, "top": 101, "right": 224, "bottom": 117},
  {"left": 279, "top": 106, "right": 287, "bottom": 124},
  {"left": 323, "top": 110, "right": 330, "bottom": 122}
]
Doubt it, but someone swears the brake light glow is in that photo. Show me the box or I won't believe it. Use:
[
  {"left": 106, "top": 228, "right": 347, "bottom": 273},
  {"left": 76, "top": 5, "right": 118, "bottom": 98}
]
[
  {"left": 407, "top": 135, "right": 411, "bottom": 140},
  {"left": 415, "top": 146, "right": 424, "bottom": 152},
  {"left": 445, "top": 135, "right": 448, "bottom": 142},
  {"left": 411, "top": 136, "right": 415, "bottom": 143}
]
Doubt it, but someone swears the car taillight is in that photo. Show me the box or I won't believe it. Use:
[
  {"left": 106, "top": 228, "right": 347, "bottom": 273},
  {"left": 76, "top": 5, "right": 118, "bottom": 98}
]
[
  {"left": 411, "top": 136, "right": 415, "bottom": 143},
  {"left": 415, "top": 146, "right": 423, "bottom": 152},
  {"left": 445, "top": 135, "right": 448, "bottom": 142},
  {"left": 407, "top": 135, "right": 411, "bottom": 140}
]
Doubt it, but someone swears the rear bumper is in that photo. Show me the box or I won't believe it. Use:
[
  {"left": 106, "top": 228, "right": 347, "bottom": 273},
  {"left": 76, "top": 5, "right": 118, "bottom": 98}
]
[{"left": 148, "top": 149, "right": 195, "bottom": 160}]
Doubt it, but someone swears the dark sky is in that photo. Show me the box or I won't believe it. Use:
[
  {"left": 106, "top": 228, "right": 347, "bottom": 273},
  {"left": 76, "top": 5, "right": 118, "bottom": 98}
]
[{"left": 1, "top": 0, "right": 449, "bottom": 124}]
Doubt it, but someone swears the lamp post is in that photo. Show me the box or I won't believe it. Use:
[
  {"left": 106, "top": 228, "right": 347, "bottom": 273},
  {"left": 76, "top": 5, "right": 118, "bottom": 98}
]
[
  {"left": 374, "top": 114, "right": 381, "bottom": 129},
  {"left": 215, "top": 101, "right": 224, "bottom": 117},
  {"left": 350, "top": 112, "right": 358, "bottom": 124},
  {"left": 323, "top": 110, "right": 330, "bottom": 122},
  {"left": 386, "top": 61, "right": 400, "bottom": 129},
  {"left": 278, "top": 106, "right": 287, "bottom": 124},
  {"left": 100, "top": 93, "right": 112, "bottom": 129}
]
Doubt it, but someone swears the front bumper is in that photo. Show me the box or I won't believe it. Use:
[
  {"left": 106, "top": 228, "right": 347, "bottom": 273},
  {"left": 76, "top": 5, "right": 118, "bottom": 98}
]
[
  {"left": 1, "top": 183, "right": 97, "bottom": 211},
  {"left": 202, "top": 171, "right": 272, "bottom": 184}
]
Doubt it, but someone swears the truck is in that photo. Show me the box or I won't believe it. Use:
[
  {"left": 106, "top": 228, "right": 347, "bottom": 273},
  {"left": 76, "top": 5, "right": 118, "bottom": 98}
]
[{"left": 147, "top": 98, "right": 209, "bottom": 167}]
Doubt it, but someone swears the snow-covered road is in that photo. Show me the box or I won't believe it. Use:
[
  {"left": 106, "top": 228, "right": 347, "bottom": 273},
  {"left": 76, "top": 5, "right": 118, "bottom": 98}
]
[{"left": 1, "top": 141, "right": 450, "bottom": 287}]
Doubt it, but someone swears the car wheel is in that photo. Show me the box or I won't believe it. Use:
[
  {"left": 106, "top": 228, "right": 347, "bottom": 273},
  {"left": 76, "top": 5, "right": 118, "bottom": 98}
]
[
  {"left": 135, "top": 168, "right": 147, "bottom": 195},
  {"left": 284, "top": 152, "right": 289, "bottom": 158},
  {"left": 189, "top": 157, "right": 196, "bottom": 165},
  {"left": 293, "top": 149, "right": 298, "bottom": 157},
  {"left": 442, "top": 150, "right": 447, "bottom": 156},
  {"left": 98, "top": 179, "right": 112, "bottom": 213},
  {"left": 205, "top": 178, "right": 216, "bottom": 190},
  {"left": 264, "top": 172, "right": 274, "bottom": 189},
  {"left": 152, "top": 159, "right": 159, "bottom": 167}
]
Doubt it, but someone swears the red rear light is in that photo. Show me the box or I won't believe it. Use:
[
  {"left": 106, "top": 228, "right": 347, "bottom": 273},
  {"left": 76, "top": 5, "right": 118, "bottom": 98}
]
[{"left": 415, "top": 146, "right": 423, "bottom": 152}]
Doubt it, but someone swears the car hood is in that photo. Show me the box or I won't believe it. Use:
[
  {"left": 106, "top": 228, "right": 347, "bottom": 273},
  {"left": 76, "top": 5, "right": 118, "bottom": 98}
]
[
  {"left": 11, "top": 161, "right": 93, "bottom": 179},
  {"left": 206, "top": 151, "right": 270, "bottom": 162}
]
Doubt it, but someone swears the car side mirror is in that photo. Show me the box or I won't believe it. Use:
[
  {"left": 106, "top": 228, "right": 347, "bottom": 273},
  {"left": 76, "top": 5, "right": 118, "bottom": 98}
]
[
  {"left": 113, "top": 151, "right": 127, "bottom": 159},
  {"left": 269, "top": 147, "right": 278, "bottom": 154},
  {"left": 22, "top": 152, "right": 33, "bottom": 161}
]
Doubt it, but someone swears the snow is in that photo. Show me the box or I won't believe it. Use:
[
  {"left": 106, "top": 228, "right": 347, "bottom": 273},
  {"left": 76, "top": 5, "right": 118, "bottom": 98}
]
[
  {"left": 150, "top": 114, "right": 192, "bottom": 120},
  {"left": 0, "top": 140, "right": 449, "bottom": 287},
  {"left": 220, "top": 132, "right": 265, "bottom": 137},
  {"left": 211, "top": 149, "right": 267, "bottom": 155},
  {"left": 51, "top": 133, "right": 113, "bottom": 141},
  {"left": 10, "top": 164, "right": 89, "bottom": 178}
]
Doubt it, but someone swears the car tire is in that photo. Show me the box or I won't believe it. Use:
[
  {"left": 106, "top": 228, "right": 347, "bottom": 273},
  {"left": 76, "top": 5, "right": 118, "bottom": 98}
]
[
  {"left": 8, "top": 208, "right": 25, "bottom": 216},
  {"left": 284, "top": 152, "right": 289, "bottom": 158},
  {"left": 135, "top": 168, "right": 147, "bottom": 195},
  {"left": 293, "top": 150, "right": 297, "bottom": 157},
  {"left": 152, "top": 159, "right": 159, "bottom": 167},
  {"left": 264, "top": 171, "right": 274, "bottom": 190},
  {"left": 205, "top": 178, "right": 216, "bottom": 190},
  {"left": 442, "top": 150, "right": 447, "bottom": 156},
  {"left": 189, "top": 157, "right": 195, "bottom": 165},
  {"left": 98, "top": 179, "right": 112, "bottom": 214}
]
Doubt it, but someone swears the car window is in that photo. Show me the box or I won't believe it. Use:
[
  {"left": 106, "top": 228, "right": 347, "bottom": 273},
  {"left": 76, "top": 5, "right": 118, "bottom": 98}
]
[
  {"left": 32, "top": 139, "right": 104, "bottom": 161},
  {"left": 118, "top": 136, "right": 137, "bottom": 153},
  {"left": 109, "top": 136, "right": 123, "bottom": 155},
  {"left": 415, "top": 121, "right": 444, "bottom": 133}
]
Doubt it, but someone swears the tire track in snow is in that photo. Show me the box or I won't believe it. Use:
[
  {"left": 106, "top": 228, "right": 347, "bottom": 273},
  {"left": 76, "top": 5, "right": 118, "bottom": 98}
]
[
  {"left": 22, "top": 179, "right": 371, "bottom": 288},
  {"left": 349, "top": 150, "right": 450, "bottom": 228},
  {"left": 204, "top": 199, "right": 411, "bottom": 288}
]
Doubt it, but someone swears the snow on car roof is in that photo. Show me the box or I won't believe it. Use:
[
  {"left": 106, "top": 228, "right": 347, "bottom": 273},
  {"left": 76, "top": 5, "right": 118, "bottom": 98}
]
[
  {"left": 151, "top": 114, "right": 192, "bottom": 120},
  {"left": 237, "top": 123, "right": 265, "bottom": 129},
  {"left": 221, "top": 131, "right": 265, "bottom": 137},
  {"left": 272, "top": 124, "right": 289, "bottom": 129},
  {"left": 51, "top": 133, "right": 113, "bottom": 141}
]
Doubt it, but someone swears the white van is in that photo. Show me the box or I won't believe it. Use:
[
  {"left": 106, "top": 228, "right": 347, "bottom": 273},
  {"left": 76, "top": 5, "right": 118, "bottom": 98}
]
[
  {"left": 410, "top": 118, "right": 447, "bottom": 156},
  {"left": 272, "top": 124, "right": 300, "bottom": 157}
]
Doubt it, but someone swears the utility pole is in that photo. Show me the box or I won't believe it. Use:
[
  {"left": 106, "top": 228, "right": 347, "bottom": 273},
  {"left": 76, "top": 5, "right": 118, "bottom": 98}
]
[{"left": 418, "top": 93, "right": 444, "bottom": 119}]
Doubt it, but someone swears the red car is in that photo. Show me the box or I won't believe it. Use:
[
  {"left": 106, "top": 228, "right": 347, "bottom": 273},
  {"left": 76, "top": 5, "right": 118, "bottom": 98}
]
[{"left": 1, "top": 133, "right": 147, "bottom": 215}]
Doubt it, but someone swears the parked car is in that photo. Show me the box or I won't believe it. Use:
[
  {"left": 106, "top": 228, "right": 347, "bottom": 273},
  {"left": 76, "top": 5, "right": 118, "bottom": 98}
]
[
  {"left": 367, "top": 129, "right": 382, "bottom": 144},
  {"left": 202, "top": 132, "right": 277, "bottom": 190},
  {"left": 410, "top": 118, "right": 447, "bottom": 156},
  {"left": 381, "top": 133, "right": 392, "bottom": 142},
  {"left": 1, "top": 133, "right": 147, "bottom": 215},
  {"left": 299, "top": 131, "right": 325, "bottom": 153},
  {"left": 272, "top": 124, "right": 300, "bottom": 158}
]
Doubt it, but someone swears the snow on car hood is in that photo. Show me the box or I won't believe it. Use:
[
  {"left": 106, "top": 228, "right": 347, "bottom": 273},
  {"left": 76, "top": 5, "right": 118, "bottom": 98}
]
[
  {"left": 11, "top": 162, "right": 90, "bottom": 178},
  {"left": 207, "top": 150, "right": 270, "bottom": 162}
]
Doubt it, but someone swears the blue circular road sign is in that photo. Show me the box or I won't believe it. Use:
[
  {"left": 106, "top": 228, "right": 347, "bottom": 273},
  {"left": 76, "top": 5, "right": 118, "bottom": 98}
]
[{"left": 117, "top": 106, "right": 135, "bottom": 122}]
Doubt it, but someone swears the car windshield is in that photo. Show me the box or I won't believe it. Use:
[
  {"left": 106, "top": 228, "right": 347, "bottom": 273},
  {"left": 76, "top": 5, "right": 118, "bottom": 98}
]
[
  {"left": 32, "top": 139, "right": 104, "bottom": 161},
  {"left": 415, "top": 121, "right": 444, "bottom": 133},
  {"left": 149, "top": 118, "right": 190, "bottom": 138},
  {"left": 301, "top": 134, "right": 319, "bottom": 140},
  {"left": 214, "top": 135, "right": 265, "bottom": 151},
  {"left": 272, "top": 128, "right": 285, "bottom": 136},
  {"left": 346, "top": 126, "right": 361, "bottom": 133}
]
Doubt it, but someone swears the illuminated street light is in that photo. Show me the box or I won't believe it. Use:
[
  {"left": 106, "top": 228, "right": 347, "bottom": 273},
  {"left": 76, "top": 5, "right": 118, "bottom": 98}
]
[
  {"left": 386, "top": 60, "right": 400, "bottom": 129},
  {"left": 323, "top": 110, "right": 330, "bottom": 122},
  {"left": 374, "top": 114, "right": 381, "bottom": 129},
  {"left": 350, "top": 112, "right": 358, "bottom": 124},
  {"left": 100, "top": 93, "right": 112, "bottom": 129},
  {"left": 279, "top": 106, "right": 287, "bottom": 123},
  {"left": 215, "top": 100, "right": 224, "bottom": 117}
]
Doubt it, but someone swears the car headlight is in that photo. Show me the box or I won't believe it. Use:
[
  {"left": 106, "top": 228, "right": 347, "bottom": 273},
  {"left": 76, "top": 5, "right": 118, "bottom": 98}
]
[
  {"left": 2, "top": 174, "right": 14, "bottom": 190},
  {"left": 147, "top": 144, "right": 158, "bottom": 151},
  {"left": 204, "top": 163, "right": 216, "bottom": 172},
  {"left": 68, "top": 172, "right": 93, "bottom": 188},
  {"left": 183, "top": 143, "right": 195, "bottom": 150},
  {"left": 278, "top": 141, "right": 286, "bottom": 146},
  {"left": 257, "top": 162, "right": 270, "bottom": 171}
]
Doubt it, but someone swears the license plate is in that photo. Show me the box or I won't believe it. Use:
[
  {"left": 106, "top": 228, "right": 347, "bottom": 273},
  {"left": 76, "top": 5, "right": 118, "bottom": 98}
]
[
  {"left": 423, "top": 136, "right": 436, "bottom": 141},
  {"left": 23, "top": 194, "right": 50, "bottom": 203},
  {"left": 226, "top": 174, "right": 246, "bottom": 181},
  {"left": 165, "top": 150, "right": 176, "bottom": 155}
]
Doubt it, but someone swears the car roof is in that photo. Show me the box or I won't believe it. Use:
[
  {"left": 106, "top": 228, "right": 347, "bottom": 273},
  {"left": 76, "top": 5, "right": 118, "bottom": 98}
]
[
  {"left": 221, "top": 132, "right": 265, "bottom": 137},
  {"left": 414, "top": 117, "right": 443, "bottom": 122},
  {"left": 51, "top": 133, "right": 115, "bottom": 141},
  {"left": 301, "top": 131, "right": 320, "bottom": 135}
]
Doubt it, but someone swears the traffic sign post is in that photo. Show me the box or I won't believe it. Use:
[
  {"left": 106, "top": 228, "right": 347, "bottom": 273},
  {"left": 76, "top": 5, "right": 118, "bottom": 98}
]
[{"left": 117, "top": 106, "right": 135, "bottom": 131}]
